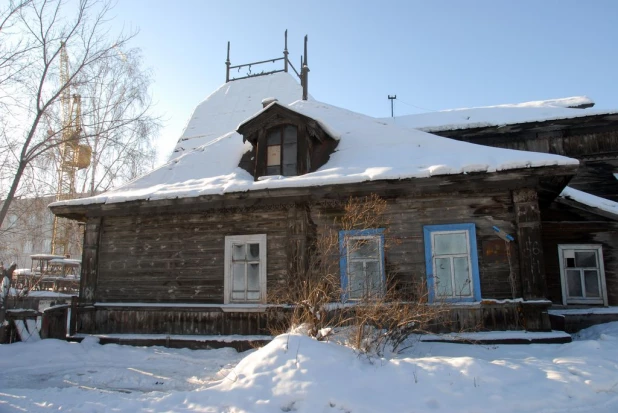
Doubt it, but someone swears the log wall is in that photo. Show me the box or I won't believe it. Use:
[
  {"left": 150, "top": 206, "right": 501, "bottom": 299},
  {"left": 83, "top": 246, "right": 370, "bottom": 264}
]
[
  {"left": 436, "top": 127, "right": 618, "bottom": 202},
  {"left": 542, "top": 205, "right": 618, "bottom": 306},
  {"left": 312, "top": 190, "right": 521, "bottom": 301},
  {"left": 76, "top": 179, "right": 561, "bottom": 335},
  {"left": 96, "top": 208, "right": 289, "bottom": 303}
]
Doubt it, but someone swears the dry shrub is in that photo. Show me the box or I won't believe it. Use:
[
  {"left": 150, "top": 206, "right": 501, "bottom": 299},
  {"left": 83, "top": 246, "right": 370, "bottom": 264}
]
[{"left": 269, "top": 194, "right": 448, "bottom": 354}]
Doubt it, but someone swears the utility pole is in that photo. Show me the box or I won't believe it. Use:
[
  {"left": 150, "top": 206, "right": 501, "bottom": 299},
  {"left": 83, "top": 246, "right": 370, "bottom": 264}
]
[{"left": 388, "top": 95, "right": 397, "bottom": 118}]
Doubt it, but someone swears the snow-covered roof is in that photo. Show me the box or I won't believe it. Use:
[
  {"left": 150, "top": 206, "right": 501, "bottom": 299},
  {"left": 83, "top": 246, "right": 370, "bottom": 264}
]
[
  {"left": 171, "top": 72, "right": 307, "bottom": 159},
  {"left": 383, "top": 96, "right": 618, "bottom": 132},
  {"left": 51, "top": 85, "right": 578, "bottom": 208},
  {"left": 559, "top": 186, "right": 618, "bottom": 218}
]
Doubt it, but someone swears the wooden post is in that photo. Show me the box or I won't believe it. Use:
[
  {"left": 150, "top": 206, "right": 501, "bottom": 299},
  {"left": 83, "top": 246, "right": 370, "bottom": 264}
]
[
  {"left": 225, "top": 41, "right": 231, "bottom": 83},
  {"left": 512, "top": 189, "right": 547, "bottom": 300},
  {"left": 283, "top": 30, "right": 289, "bottom": 73},
  {"left": 286, "top": 204, "right": 314, "bottom": 280},
  {"left": 80, "top": 217, "right": 102, "bottom": 306},
  {"left": 69, "top": 295, "right": 77, "bottom": 336}
]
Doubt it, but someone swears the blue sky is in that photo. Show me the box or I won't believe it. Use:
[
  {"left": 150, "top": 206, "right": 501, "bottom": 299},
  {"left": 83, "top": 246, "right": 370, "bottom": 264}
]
[{"left": 110, "top": 0, "right": 618, "bottom": 162}]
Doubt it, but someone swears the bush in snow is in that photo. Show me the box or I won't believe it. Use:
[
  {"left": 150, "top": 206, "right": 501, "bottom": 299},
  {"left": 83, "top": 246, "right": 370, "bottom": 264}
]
[{"left": 268, "top": 194, "right": 449, "bottom": 355}]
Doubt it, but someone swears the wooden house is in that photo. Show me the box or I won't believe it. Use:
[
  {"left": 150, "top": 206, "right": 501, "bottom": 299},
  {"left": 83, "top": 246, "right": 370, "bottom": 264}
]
[
  {"left": 50, "top": 60, "right": 584, "bottom": 337},
  {"left": 388, "top": 99, "right": 618, "bottom": 329}
]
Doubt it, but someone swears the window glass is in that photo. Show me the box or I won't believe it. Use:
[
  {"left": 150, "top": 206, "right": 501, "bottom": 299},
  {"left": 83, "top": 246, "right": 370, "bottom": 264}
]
[
  {"left": 424, "top": 224, "right": 480, "bottom": 302},
  {"left": 263, "top": 125, "right": 298, "bottom": 177},
  {"left": 349, "top": 237, "right": 379, "bottom": 259},
  {"left": 283, "top": 142, "right": 296, "bottom": 164},
  {"left": 267, "top": 145, "right": 281, "bottom": 167},
  {"left": 266, "top": 166, "right": 280, "bottom": 175},
  {"left": 232, "top": 244, "right": 245, "bottom": 260},
  {"left": 282, "top": 164, "right": 297, "bottom": 176},
  {"left": 283, "top": 125, "right": 297, "bottom": 143},
  {"left": 566, "top": 269, "right": 582, "bottom": 297},
  {"left": 267, "top": 129, "right": 280, "bottom": 145},
  {"left": 435, "top": 257, "right": 452, "bottom": 296},
  {"left": 348, "top": 261, "right": 365, "bottom": 299},
  {"left": 575, "top": 251, "right": 596, "bottom": 267},
  {"left": 247, "top": 263, "right": 260, "bottom": 290},
  {"left": 584, "top": 270, "right": 600, "bottom": 297},
  {"left": 453, "top": 256, "right": 471, "bottom": 296},
  {"left": 232, "top": 263, "right": 245, "bottom": 291},
  {"left": 559, "top": 245, "right": 606, "bottom": 304},
  {"left": 340, "top": 230, "right": 385, "bottom": 301},
  {"left": 225, "top": 235, "right": 266, "bottom": 304},
  {"left": 248, "top": 244, "right": 260, "bottom": 260},
  {"left": 434, "top": 232, "right": 467, "bottom": 255}
]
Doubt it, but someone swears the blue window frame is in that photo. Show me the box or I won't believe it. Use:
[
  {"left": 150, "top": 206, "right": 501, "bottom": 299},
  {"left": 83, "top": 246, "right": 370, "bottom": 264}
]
[
  {"left": 423, "top": 224, "right": 481, "bottom": 302},
  {"left": 339, "top": 229, "right": 385, "bottom": 302}
]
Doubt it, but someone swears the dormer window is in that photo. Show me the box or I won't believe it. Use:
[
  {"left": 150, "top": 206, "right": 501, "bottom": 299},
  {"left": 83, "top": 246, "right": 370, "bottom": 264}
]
[
  {"left": 236, "top": 102, "right": 338, "bottom": 180},
  {"left": 266, "top": 125, "right": 298, "bottom": 176}
]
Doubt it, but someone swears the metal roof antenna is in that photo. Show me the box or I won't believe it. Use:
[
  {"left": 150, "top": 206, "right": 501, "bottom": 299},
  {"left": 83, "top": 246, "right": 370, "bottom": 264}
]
[{"left": 302, "top": 35, "right": 309, "bottom": 101}]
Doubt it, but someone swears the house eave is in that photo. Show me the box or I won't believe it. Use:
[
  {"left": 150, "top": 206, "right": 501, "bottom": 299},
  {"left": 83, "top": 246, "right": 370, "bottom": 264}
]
[{"left": 49, "top": 163, "right": 577, "bottom": 220}]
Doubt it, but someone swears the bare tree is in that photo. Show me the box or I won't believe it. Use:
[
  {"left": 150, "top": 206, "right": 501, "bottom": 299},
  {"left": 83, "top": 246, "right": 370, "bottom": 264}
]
[
  {"left": 76, "top": 46, "right": 157, "bottom": 196},
  {"left": 0, "top": 0, "right": 158, "bottom": 229}
]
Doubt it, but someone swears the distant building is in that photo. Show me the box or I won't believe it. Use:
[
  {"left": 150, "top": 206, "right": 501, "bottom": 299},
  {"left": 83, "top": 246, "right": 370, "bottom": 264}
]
[{"left": 0, "top": 195, "right": 81, "bottom": 269}]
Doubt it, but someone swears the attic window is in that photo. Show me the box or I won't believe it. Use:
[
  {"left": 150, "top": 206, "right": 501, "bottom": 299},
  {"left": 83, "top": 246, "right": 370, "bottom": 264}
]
[{"left": 266, "top": 125, "right": 297, "bottom": 176}]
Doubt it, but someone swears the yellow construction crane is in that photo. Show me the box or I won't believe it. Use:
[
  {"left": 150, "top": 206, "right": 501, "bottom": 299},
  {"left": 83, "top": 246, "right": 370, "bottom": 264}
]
[{"left": 50, "top": 42, "right": 91, "bottom": 256}]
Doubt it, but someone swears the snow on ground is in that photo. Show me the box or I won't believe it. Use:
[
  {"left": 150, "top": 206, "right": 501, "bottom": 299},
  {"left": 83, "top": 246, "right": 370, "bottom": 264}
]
[{"left": 2, "top": 323, "right": 618, "bottom": 412}]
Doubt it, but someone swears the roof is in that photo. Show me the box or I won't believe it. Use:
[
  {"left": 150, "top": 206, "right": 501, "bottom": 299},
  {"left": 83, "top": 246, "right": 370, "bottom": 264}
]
[
  {"left": 382, "top": 96, "right": 618, "bottom": 132},
  {"left": 558, "top": 186, "right": 618, "bottom": 220},
  {"left": 171, "top": 72, "right": 307, "bottom": 159},
  {"left": 50, "top": 75, "right": 579, "bottom": 208}
]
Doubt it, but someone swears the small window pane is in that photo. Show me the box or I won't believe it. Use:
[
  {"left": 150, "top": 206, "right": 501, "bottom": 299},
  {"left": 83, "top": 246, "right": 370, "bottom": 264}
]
[
  {"left": 247, "top": 263, "right": 260, "bottom": 290},
  {"left": 248, "top": 243, "right": 260, "bottom": 260},
  {"left": 575, "top": 251, "right": 597, "bottom": 268},
  {"left": 246, "top": 291, "right": 260, "bottom": 300},
  {"left": 283, "top": 125, "right": 297, "bottom": 143},
  {"left": 365, "top": 260, "right": 382, "bottom": 295},
  {"left": 267, "top": 129, "right": 281, "bottom": 145},
  {"left": 584, "top": 270, "right": 600, "bottom": 297},
  {"left": 453, "top": 257, "right": 471, "bottom": 296},
  {"left": 232, "top": 244, "right": 245, "bottom": 260},
  {"left": 232, "top": 263, "right": 245, "bottom": 291},
  {"left": 282, "top": 164, "right": 297, "bottom": 176},
  {"left": 349, "top": 237, "right": 379, "bottom": 259},
  {"left": 267, "top": 145, "right": 281, "bottom": 166},
  {"left": 266, "top": 165, "right": 280, "bottom": 175},
  {"left": 566, "top": 269, "right": 582, "bottom": 297},
  {"left": 435, "top": 257, "right": 453, "bottom": 297},
  {"left": 566, "top": 258, "right": 575, "bottom": 268},
  {"left": 283, "top": 142, "right": 297, "bottom": 165},
  {"left": 434, "top": 233, "right": 468, "bottom": 255},
  {"left": 232, "top": 292, "right": 245, "bottom": 300},
  {"left": 348, "top": 261, "right": 365, "bottom": 299}
]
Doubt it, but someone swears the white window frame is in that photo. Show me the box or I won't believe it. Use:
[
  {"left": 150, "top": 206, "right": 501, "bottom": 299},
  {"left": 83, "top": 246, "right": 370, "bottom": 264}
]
[
  {"left": 558, "top": 244, "right": 607, "bottom": 306},
  {"left": 224, "top": 234, "right": 267, "bottom": 304},
  {"left": 339, "top": 229, "right": 385, "bottom": 301},
  {"left": 431, "top": 230, "right": 474, "bottom": 299}
]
